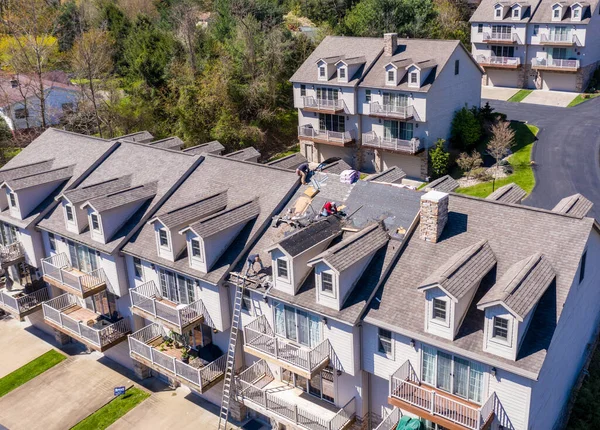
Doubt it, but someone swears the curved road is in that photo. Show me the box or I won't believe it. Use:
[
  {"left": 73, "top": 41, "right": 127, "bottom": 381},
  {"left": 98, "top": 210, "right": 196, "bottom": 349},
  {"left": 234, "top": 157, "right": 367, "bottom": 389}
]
[{"left": 486, "top": 98, "right": 600, "bottom": 220}]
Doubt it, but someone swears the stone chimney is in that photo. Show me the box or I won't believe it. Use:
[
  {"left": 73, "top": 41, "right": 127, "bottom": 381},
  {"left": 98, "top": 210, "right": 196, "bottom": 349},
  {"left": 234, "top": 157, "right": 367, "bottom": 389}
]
[
  {"left": 419, "top": 191, "right": 449, "bottom": 243},
  {"left": 383, "top": 33, "right": 398, "bottom": 56}
]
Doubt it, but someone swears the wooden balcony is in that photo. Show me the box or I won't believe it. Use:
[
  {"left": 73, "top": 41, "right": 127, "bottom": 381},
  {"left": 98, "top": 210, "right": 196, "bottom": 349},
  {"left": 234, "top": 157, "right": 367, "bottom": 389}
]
[
  {"left": 482, "top": 32, "right": 521, "bottom": 44},
  {"left": 368, "top": 102, "right": 414, "bottom": 120},
  {"left": 129, "top": 281, "right": 206, "bottom": 334},
  {"left": 41, "top": 253, "right": 107, "bottom": 299},
  {"left": 476, "top": 55, "right": 521, "bottom": 69},
  {"left": 0, "top": 285, "right": 49, "bottom": 320},
  {"left": 243, "top": 315, "right": 332, "bottom": 379},
  {"left": 531, "top": 58, "right": 580, "bottom": 72},
  {"left": 361, "top": 132, "right": 423, "bottom": 155},
  {"left": 128, "top": 323, "right": 226, "bottom": 394},
  {"left": 0, "top": 242, "right": 25, "bottom": 269},
  {"left": 42, "top": 293, "right": 130, "bottom": 352},
  {"left": 236, "top": 360, "right": 356, "bottom": 430},
  {"left": 298, "top": 126, "right": 354, "bottom": 147},
  {"left": 388, "top": 360, "right": 497, "bottom": 430},
  {"left": 301, "top": 96, "right": 346, "bottom": 114}
]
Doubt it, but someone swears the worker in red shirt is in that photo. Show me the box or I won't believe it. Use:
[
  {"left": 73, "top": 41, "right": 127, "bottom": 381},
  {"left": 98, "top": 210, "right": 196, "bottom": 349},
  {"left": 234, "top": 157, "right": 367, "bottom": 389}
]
[{"left": 321, "top": 201, "right": 338, "bottom": 216}]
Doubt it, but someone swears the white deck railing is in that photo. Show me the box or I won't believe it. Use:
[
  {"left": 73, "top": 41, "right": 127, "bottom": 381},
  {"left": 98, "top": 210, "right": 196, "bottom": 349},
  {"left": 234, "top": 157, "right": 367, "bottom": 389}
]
[
  {"left": 476, "top": 55, "right": 521, "bottom": 67},
  {"left": 298, "top": 126, "right": 354, "bottom": 144},
  {"left": 302, "top": 96, "right": 345, "bottom": 112},
  {"left": 129, "top": 281, "right": 207, "bottom": 330},
  {"left": 42, "top": 253, "right": 107, "bottom": 295},
  {"left": 244, "top": 315, "right": 332, "bottom": 374},
  {"left": 128, "top": 323, "right": 226, "bottom": 390},
  {"left": 0, "top": 287, "right": 49, "bottom": 315},
  {"left": 532, "top": 58, "right": 580, "bottom": 69},
  {"left": 0, "top": 242, "right": 24, "bottom": 266},
  {"left": 483, "top": 32, "right": 521, "bottom": 43},
  {"left": 541, "top": 33, "right": 575, "bottom": 44},
  {"left": 237, "top": 359, "right": 356, "bottom": 430},
  {"left": 362, "top": 131, "right": 422, "bottom": 154},
  {"left": 369, "top": 102, "right": 414, "bottom": 119},
  {"left": 374, "top": 408, "right": 401, "bottom": 430},
  {"left": 42, "top": 293, "right": 130, "bottom": 348}
]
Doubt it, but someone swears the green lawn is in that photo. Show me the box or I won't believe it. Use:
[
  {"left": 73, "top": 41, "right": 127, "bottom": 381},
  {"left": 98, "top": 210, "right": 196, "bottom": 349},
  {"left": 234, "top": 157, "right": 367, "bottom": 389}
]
[
  {"left": 507, "top": 89, "right": 533, "bottom": 103},
  {"left": 455, "top": 122, "right": 539, "bottom": 198},
  {"left": 568, "top": 93, "right": 600, "bottom": 107},
  {"left": 0, "top": 350, "right": 66, "bottom": 397},
  {"left": 71, "top": 387, "right": 150, "bottom": 430}
]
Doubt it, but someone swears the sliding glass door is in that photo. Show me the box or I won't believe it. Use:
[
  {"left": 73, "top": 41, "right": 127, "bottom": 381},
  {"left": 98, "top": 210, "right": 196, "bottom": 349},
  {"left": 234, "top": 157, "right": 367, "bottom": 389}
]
[
  {"left": 68, "top": 241, "right": 98, "bottom": 273},
  {"left": 274, "top": 301, "right": 322, "bottom": 347},
  {"left": 383, "top": 120, "right": 414, "bottom": 141}
]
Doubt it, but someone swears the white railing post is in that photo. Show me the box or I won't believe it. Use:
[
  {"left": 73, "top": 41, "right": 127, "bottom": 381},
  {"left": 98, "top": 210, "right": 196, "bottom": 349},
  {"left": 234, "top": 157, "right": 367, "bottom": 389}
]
[
  {"left": 152, "top": 298, "right": 157, "bottom": 317},
  {"left": 275, "top": 338, "right": 279, "bottom": 359},
  {"left": 430, "top": 391, "right": 435, "bottom": 415},
  {"left": 172, "top": 357, "right": 177, "bottom": 375},
  {"left": 294, "top": 404, "right": 298, "bottom": 424}
]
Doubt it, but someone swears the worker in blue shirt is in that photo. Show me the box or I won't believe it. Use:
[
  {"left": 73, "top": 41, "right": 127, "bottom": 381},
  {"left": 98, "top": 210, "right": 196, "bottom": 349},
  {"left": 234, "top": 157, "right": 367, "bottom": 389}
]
[{"left": 245, "top": 254, "right": 264, "bottom": 276}]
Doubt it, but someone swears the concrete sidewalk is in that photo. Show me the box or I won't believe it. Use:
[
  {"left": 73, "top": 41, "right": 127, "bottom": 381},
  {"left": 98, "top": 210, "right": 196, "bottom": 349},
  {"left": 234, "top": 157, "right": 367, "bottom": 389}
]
[
  {"left": 0, "top": 317, "right": 53, "bottom": 378},
  {"left": 521, "top": 90, "right": 579, "bottom": 107},
  {"left": 481, "top": 86, "right": 520, "bottom": 101}
]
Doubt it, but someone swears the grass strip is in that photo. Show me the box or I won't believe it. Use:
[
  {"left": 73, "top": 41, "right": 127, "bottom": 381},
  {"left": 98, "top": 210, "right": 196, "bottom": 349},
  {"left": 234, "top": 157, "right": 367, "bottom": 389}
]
[
  {"left": 507, "top": 89, "right": 533, "bottom": 103},
  {"left": 70, "top": 387, "right": 150, "bottom": 430},
  {"left": 0, "top": 349, "right": 66, "bottom": 397},
  {"left": 568, "top": 93, "right": 600, "bottom": 108}
]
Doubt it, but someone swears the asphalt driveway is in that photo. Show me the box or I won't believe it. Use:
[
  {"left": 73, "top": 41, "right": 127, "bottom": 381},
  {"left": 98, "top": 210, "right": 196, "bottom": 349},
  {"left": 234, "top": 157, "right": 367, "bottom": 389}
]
[{"left": 486, "top": 97, "right": 600, "bottom": 220}]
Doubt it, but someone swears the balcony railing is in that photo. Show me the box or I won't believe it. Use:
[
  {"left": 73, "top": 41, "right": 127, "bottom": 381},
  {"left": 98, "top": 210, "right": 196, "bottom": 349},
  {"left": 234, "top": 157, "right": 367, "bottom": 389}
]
[
  {"left": 531, "top": 58, "right": 580, "bottom": 70},
  {"left": 389, "top": 360, "right": 506, "bottom": 430},
  {"left": 301, "top": 96, "right": 345, "bottom": 112},
  {"left": 42, "top": 293, "right": 130, "bottom": 351},
  {"left": 41, "top": 253, "right": 107, "bottom": 298},
  {"left": 128, "top": 323, "right": 226, "bottom": 393},
  {"left": 129, "top": 281, "right": 207, "bottom": 333},
  {"left": 244, "top": 315, "right": 332, "bottom": 377},
  {"left": 476, "top": 55, "right": 521, "bottom": 68},
  {"left": 237, "top": 359, "right": 356, "bottom": 430},
  {"left": 482, "top": 32, "right": 521, "bottom": 44},
  {"left": 0, "top": 242, "right": 25, "bottom": 268},
  {"left": 369, "top": 102, "right": 414, "bottom": 119},
  {"left": 540, "top": 33, "right": 577, "bottom": 45},
  {"left": 362, "top": 131, "right": 423, "bottom": 154},
  {"left": 374, "top": 408, "right": 402, "bottom": 430},
  {"left": 0, "top": 286, "right": 49, "bottom": 318},
  {"left": 298, "top": 126, "right": 354, "bottom": 145}
]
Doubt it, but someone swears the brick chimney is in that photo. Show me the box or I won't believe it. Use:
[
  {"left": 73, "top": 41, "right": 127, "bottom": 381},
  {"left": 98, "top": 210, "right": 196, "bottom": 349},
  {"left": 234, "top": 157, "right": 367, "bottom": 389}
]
[
  {"left": 419, "top": 191, "right": 449, "bottom": 243},
  {"left": 383, "top": 33, "right": 398, "bottom": 56}
]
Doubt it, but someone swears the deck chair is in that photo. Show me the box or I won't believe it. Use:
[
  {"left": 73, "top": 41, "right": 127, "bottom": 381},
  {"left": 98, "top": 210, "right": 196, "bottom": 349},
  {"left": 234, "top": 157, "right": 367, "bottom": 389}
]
[
  {"left": 396, "top": 415, "right": 412, "bottom": 430},
  {"left": 405, "top": 419, "right": 421, "bottom": 430}
]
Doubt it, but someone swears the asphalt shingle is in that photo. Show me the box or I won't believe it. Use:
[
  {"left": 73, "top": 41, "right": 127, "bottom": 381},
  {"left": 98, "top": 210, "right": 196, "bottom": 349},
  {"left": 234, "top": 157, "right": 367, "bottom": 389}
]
[
  {"left": 111, "top": 131, "right": 154, "bottom": 143},
  {"left": 188, "top": 199, "right": 260, "bottom": 238},
  {"left": 266, "top": 153, "right": 308, "bottom": 170},
  {"left": 224, "top": 147, "right": 261, "bottom": 161},
  {"left": 3, "top": 165, "right": 74, "bottom": 191},
  {"left": 182, "top": 141, "right": 225, "bottom": 155},
  {"left": 83, "top": 182, "right": 158, "bottom": 213},
  {"left": 366, "top": 167, "right": 407, "bottom": 184},
  {"left": 486, "top": 183, "right": 527, "bottom": 204},
  {"left": 425, "top": 175, "right": 459, "bottom": 193},
  {"left": 552, "top": 193, "right": 593, "bottom": 218},
  {"left": 62, "top": 176, "right": 133, "bottom": 205},
  {"left": 152, "top": 191, "right": 228, "bottom": 229},
  {"left": 148, "top": 137, "right": 184, "bottom": 151}
]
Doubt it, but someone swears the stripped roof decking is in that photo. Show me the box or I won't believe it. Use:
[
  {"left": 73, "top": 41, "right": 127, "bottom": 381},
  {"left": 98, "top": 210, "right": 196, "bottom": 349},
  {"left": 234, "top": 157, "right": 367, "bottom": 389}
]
[
  {"left": 188, "top": 199, "right": 260, "bottom": 238},
  {"left": 419, "top": 240, "right": 497, "bottom": 300},
  {"left": 152, "top": 190, "right": 228, "bottom": 228},
  {"left": 266, "top": 153, "right": 308, "bottom": 170},
  {"left": 182, "top": 141, "right": 225, "bottom": 155},
  {"left": 308, "top": 223, "right": 388, "bottom": 272},
  {"left": 366, "top": 167, "right": 406, "bottom": 184},
  {"left": 224, "top": 147, "right": 261, "bottom": 161},
  {"left": 273, "top": 217, "right": 342, "bottom": 257},
  {"left": 478, "top": 253, "right": 556, "bottom": 319},
  {"left": 148, "top": 137, "right": 184, "bottom": 150},
  {"left": 425, "top": 175, "right": 459, "bottom": 193},
  {"left": 62, "top": 176, "right": 133, "bottom": 205},
  {"left": 486, "top": 183, "right": 527, "bottom": 204},
  {"left": 83, "top": 182, "right": 158, "bottom": 213},
  {"left": 2, "top": 165, "right": 74, "bottom": 191},
  {"left": 552, "top": 194, "right": 593, "bottom": 218}
]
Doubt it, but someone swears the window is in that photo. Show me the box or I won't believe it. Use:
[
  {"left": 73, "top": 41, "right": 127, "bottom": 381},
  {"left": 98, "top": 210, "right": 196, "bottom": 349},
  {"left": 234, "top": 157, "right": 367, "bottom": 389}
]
[
  {"left": 454, "top": 59, "right": 460, "bottom": 75},
  {"left": 495, "top": 8, "right": 501, "bottom": 17},
  {"left": 67, "top": 241, "right": 98, "bottom": 273},
  {"left": 492, "top": 317, "right": 509, "bottom": 340},
  {"left": 8, "top": 192, "right": 16, "bottom": 208},
  {"left": 579, "top": 250, "right": 587, "bottom": 283},
  {"left": 410, "top": 72, "right": 418, "bottom": 84},
  {"left": 318, "top": 113, "right": 345, "bottom": 132},
  {"left": 48, "top": 233, "right": 56, "bottom": 252},
  {"left": 387, "top": 70, "right": 395, "bottom": 83},
  {"left": 365, "top": 89, "right": 371, "bottom": 102},
  {"left": 133, "top": 257, "right": 143, "bottom": 279},
  {"left": 191, "top": 238, "right": 202, "bottom": 260},
  {"left": 274, "top": 301, "right": 322, "bottom": 347},
  {"left": 478, "top": 23, "right": 483, "bottom": 33},
  {"left": 377, "top": 328, "right": 393, "bottom": 356},
  {"left": 321, "top": 272, "right": 334, "bottom": 294},
  {"left": 492, "top": 45, "right": 515, "bottom": 57},
  {"left": 574, "top": 8, "right": 580, "bottom": 18},
  {"left": 433, "top": 298, "right": 447, "bottom": 321},
  {"left": 277, "top": 258, "right": 288, "bottom": 279},
  {"left": 554, "top": 8, "right": 560, "bottom": 18},
  {"left": 159, "top": 229, "right": 169, "bottom": 248},
  {"left": 158, "top": 269, "right": 197, "bottom": 304},
  {"left": 90, "top": 213, "right": 100, "bottom": 232},
  {"left": 300, "top": 84, "right": 306, "bottom": 96},
  {"left": 242, "top": 289, "right": 252, "bottom": 312},
  {"left": 339, "top": 68, "right": 346, "bottom": 79},
  {"left": 65, "top": 205, "right": 74, "bottom": 221},
  {"left": 319, "top": 66, "right": 326, "bottom": 78},
  {"left": 513, "top": 8, "right": 519, "bottom": 17},
  {"left": 533, "top": 25, "right": 539, "bottom": 36},
  {"left": 14, "top": 108, "right": 27, "bottom": 119},
  {"left": 0, "top": 222, "right": 17, "bottom": 246}
]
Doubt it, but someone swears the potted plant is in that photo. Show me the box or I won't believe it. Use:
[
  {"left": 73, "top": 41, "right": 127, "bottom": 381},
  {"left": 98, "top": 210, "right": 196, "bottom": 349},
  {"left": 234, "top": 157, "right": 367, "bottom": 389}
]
[{"left": 181, "top": 348, "right": 190, "bottom": 364}]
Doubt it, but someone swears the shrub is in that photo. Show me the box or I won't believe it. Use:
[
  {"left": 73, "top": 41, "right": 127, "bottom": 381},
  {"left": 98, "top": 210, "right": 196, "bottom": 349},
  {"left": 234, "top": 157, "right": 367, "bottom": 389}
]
[
  {"left": 471, "top": 167, "right": 491, "bottom": 181},
  {"left": 451, "top": 106, "right": 482, "bottom": 150},
  {"left": 429, "top": 139, "right": 450, "bottom": 178},
  {"left": 457, "top": 150, "right": 483, "bottom": 180}
]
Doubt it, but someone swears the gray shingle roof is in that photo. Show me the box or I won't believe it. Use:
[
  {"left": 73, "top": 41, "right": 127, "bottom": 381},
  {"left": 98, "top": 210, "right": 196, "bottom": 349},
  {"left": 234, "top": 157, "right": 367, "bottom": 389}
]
[
  {"left": 148, "top": 137, "right": 184, "bottom": 151},
  {"left": 365, "top": 194, "right": 594, "bottom": 378},
  {"left": 266, "top": 153, "right": 308, "bottom": 170},
  {"left": 419, "top": 240, "right": 497, "bottom": 300},
  {"left": 151, "top": 190, "right": 228, "bottom": 229},
  {"left": 470, "top": 0, "right": 541, "bottom": 22},
  {"left": 274, "top": 217, "right": 342, "bottom": 257},
  {"left": 188, "top": 199, "right": 260, "bottom": 238},
  {"left": 309, "top": 223, "right": 389, "bottom": 273},
  {"left": 320, "top": 160, "right": 353, "bottom": 175},
  {"left": 112, "top": 131, "right": 154, "bottom": 143},
  {"left": 290, "top": 36, "right": 384, "bottom": 87},
  {"left": 425, "top": 175, "right": 459, "bottom": 193},
  {"left": 182, "top": 141, "right": 225, "bottom": 155},
  {"left": 2, "top": 165, "right": 74, "bottom": 191},
  {"left": 552, "top": 193, "right": 593, "bottom": 218},
  {"left": 0, "top": 160, "right": 54, "bottom": 182},
  {"left": 224, "top": 147, "right": 261, "bottom": 161},
  {"left": 366, "top": 167, "right": 406, "bottom": 184},
  {"left": 486, "top": 183, "right": 527, "bottom": 204},
  {"left": 530, "top": 0, "right": 597, "bottom": 23},
  {"left": 62, "top": 176, "right": 133, "bottom": 205},
  {"left": 478, "top": 253, "right": 556, "bottom": 320},
  {"left": 338, "top": 56, "right": 367, "bottom": 66},
  {"left": 83, "top": 182, "right": 158, "bottom": 213}
]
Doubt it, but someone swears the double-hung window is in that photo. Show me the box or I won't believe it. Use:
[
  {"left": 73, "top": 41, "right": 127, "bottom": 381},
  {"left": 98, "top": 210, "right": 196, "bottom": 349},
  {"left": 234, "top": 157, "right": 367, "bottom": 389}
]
[
  {"left": 65, "top": 205, "right": 74, "bottom": 221},
  {"left": 387, "top": 70, "right": 395, "bottom": 83},
  {"left": 410, "top": 72, "right": 418, "bottom": 84},
  {"left": 90, "top": 214, "right": 100, "bottom": 232},
  {"left": 365, "top": 89, "right": 371, "bottom": 102},
  {"left": 48, "top": 232, "right": 56, "bottom": 252},
  {"left": 319, "top": 66, "right": 326, "bottom": 78},
  {"left": 191, "top": 239, "right": 202, "bottom": 260},
  {"left": 478, "top": 23, "right": 483, "bottom": 33},
  {"left": 276, "top": 258, "right": 288, "bottom": 280},
  {"left": 339, "top": 68, "right": 346, "bottom": 79},
  {"left": 321, "top": 272, "right": 334, "bottom": 294},
  {"left": 159, "top": 229, "right": 169, "bottom": 248},
  {"left": 133, "top": 257, "right": 143, "bottom": 279},
  {"left": 533, "top": 25, "right": 539, "bottom": 36},
  {"left": 433, "top": 298, "right": 447, "bottom": 322},
  {"left": 8, "top": 192, "right": 16, "bottom": 208},
  {"left": 300, "top": 84, "right": 306, "bottom": 96},
  {"left": 492, "top": 316, "right": 509, "bottom": 340},
  {"left": 377, "top": 328, "right": 393, "bottom": 356}
]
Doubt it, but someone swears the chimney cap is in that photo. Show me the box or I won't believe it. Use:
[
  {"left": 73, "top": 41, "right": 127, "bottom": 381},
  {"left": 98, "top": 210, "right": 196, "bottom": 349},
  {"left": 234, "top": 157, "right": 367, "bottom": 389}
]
[
  {"left": 384, "top": 32, "right": 398, "bottom": 36},
  {"left": 421, "top": 190, "right": 449, "bottom": 202}
]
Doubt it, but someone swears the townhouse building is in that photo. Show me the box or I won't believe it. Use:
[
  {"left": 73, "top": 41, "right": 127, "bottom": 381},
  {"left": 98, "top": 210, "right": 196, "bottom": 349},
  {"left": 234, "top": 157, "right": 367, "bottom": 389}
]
[
  {"left": 471, "top": 0, "right": 600, "bottom": 91},
  {"left": 291, "top": 34, "right": 482, "bottom": 179}
]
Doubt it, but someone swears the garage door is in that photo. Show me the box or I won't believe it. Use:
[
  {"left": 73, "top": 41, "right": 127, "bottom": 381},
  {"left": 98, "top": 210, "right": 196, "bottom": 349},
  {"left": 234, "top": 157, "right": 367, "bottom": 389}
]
[
  {"left": 487, "top": 69, "right": 519, "bottom": 88},
  {"left": 542, "top": 72, "right": 577, "bottom": 91}
]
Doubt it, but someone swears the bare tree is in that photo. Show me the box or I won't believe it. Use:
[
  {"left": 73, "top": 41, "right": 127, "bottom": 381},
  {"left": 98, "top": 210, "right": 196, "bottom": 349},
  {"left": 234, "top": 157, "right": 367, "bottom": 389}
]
[
  {"left": 171, "top": 1, "right": 202, "bottom": 74},
  {"left": 457, "top": 150, "right": 483, "bottom": 180},
  {"left": 487, "top": 121, "right": 516, "bottom": 172},
  {"left": 71, "top": 29, "right": 114, "bottom": 137}
]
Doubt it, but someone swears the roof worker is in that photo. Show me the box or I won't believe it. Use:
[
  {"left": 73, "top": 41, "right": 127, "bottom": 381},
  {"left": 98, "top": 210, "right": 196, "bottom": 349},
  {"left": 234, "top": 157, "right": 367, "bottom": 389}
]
[
  {"left": 245, "top": 254, "right": 264, "bottom": 277},
  {"left": 321, "top": 201, "right": 338, "bottom": 217},
  {"left": 295, "top": 162, "right": 310, "bottom": 185}
]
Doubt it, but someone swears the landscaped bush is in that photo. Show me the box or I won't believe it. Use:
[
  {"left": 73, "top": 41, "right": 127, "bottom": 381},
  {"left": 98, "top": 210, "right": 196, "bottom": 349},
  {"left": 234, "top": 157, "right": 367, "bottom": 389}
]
[
  {"left": 450, "top": 106, "right": 482, "bottom": 150},
  {"left": 429, "top": 139, "right": 450, "bottom": 179}
]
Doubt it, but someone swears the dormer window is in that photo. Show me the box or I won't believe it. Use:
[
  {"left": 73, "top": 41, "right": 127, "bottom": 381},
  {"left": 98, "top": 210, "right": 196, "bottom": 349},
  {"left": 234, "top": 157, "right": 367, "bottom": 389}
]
[
  {"left": 8, "top": 192, "right": 16, "bottom": 208},
  {"left": 159, "top": 229, "right": 169, "bottom": 249},
  {"left": 433, "top": 298, "right": 447, "bottom": 322},
  {"left": 573, "top": 8, "right": 580, "bottom": 18},
  {"left": 387, "top": 70, "right": 395, "bottom": 83},
  {"left": 554, "top": 8, "right": 560, "bottom": 18},
  {"left": 495, "top": 8, "right": 502, "bottom": 17},
  {"left": 65, "top": 205, "right": 74, "bottom": 222},
  {"left": 319, "top": 66, "right": 326, "bottom": 78},
  {"left": 410, "top": 72, "right": 418, "bottom": 85},
  {"left": 321, "top": 272, "right": 334, "bottom": 295},
  {"left": 493, "top": 316, "right": 509, "bottom": 340},
  {"left": 339, "top": 68, "right": 346, "bottom": 79},
  {"left": 512, "top": 8, "right": 519, "bottom": 17},
  {"left": 191, "top": 238, "right": 202, "bottom": 260},
  {"left": 276, "top": 258, "right": 288, "bottom": 280},
  {"left": 90, "top": 213, "right": 100, "bottom": 232}
]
